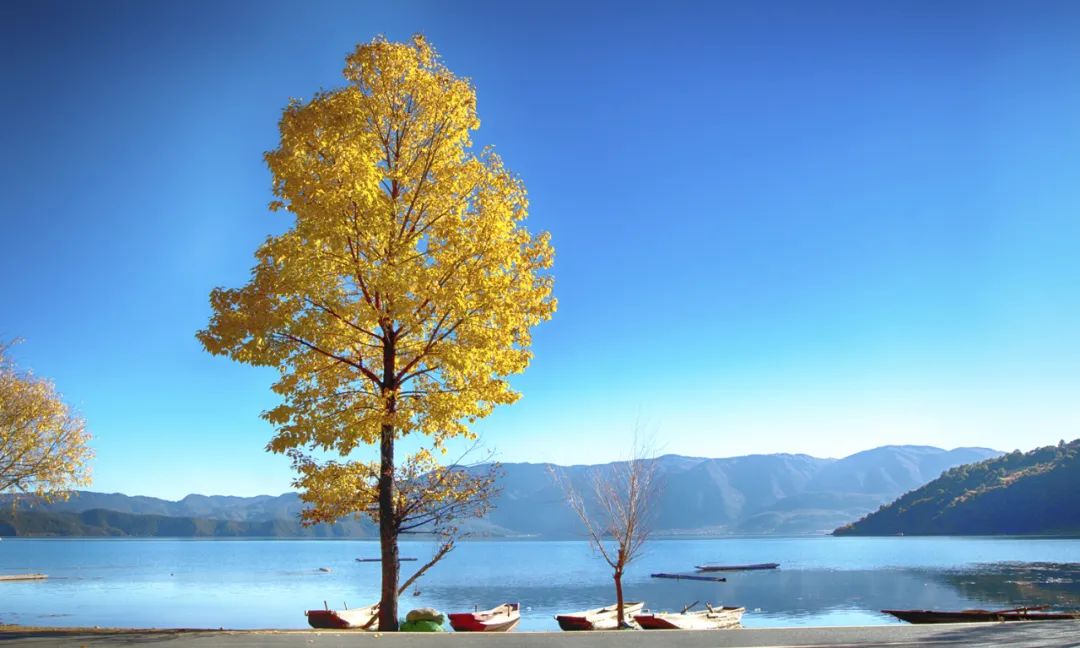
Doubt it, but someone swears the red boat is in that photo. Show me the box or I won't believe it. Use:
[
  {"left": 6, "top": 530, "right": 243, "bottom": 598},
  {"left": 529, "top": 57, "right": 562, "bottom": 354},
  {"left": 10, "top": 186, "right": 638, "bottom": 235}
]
[
  {"left": 448, "top": 603, "right": 521, "bottom": 632},
  {"left": 305, "top": 602, "right": 379, "bottom": 629}
]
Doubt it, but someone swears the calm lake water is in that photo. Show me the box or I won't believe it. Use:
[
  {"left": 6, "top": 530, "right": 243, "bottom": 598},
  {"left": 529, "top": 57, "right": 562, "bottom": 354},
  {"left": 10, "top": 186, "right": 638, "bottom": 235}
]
[{"left": 1, "top": 537, "right": 1078, "bottom": 630}]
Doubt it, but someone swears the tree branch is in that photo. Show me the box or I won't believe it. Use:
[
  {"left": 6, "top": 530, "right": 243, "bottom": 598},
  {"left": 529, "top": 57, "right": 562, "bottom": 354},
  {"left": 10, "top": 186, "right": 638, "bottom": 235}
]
[{"left": 398, "top": 538, "right": 454, "bottom": 595}]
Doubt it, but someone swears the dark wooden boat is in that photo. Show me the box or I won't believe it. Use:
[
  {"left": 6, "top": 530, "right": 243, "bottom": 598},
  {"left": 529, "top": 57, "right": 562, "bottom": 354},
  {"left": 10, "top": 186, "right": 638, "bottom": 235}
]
[
  {"left": 695, "top": 562, "right": 779, "bottom": 572},
  {"left": 556, "top": 602, "right": 644, "bottom": 631},
  {"left": 651, "top": 572, "right": 727, "bottom": 582},
  {"left": 883, "top": 606, "right": 1080, "bottom": 624},
  {"left": 305, "top": 602, "right": 379, "bottom": 629},
  {"left": 448, "top": 603, "right": 520, "bottom": 632},
  {"left": 635, "top": 605, "right": 745, "bottom": 630}
]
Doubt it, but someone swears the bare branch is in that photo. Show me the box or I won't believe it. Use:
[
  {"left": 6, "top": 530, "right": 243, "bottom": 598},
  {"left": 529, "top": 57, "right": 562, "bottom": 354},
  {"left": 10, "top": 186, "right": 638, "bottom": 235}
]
[{"left": 398, "top": 537, "right": 454, "bottom": 595}]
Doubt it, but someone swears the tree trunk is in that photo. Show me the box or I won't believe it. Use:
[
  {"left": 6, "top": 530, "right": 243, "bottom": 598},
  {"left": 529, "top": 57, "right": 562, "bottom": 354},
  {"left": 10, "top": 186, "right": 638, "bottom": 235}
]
[
  {"left": 378, "top": 421, "right": 398, "bottom": 631},
  {"left": 377, "top": 330, "right": 399, "bottom": 631},
  {"left": 614, "top": 568, "right": 625, "bottom": 628}
]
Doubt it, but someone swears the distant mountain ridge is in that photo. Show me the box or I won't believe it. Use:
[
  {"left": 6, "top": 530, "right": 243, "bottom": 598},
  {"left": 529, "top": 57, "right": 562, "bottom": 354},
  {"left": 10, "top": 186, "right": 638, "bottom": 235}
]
[
  {"left": 1, "top": 445, "right": 1001, "bottom": 537},
  {"left": 7, "top": 491, "right": 308, "bottom": 521},
  {"left": 834, "top": 439, "right": 1080, "bottom": 536},
  {"left": 0, "top": 508, "right": 371, "bottom": 538}
]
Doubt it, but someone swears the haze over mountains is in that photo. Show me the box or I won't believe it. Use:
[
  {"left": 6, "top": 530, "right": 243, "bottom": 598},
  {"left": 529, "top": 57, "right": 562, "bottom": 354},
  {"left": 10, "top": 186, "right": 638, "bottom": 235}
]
[
  {"left": 1, "top": 445, "right": 1001, "bottom": 537},
  {"left": 499, "top": 445, "right": 1000, "bottom": 536}
]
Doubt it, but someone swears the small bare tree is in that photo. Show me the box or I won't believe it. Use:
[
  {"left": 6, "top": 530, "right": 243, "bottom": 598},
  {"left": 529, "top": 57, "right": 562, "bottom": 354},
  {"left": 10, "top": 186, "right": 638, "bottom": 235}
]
[{"left": 553, "top": 440, "right": 660, "bottom": 627}]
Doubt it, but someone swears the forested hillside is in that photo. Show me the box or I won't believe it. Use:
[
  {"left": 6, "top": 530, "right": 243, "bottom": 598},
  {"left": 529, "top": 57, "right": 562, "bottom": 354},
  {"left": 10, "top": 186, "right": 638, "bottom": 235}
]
[
  {"left": 0, "top": 508, "right": 371, "bottom": 537},
  {"left": 834, "top": 439, "right": 1080, "bottom": 536}
]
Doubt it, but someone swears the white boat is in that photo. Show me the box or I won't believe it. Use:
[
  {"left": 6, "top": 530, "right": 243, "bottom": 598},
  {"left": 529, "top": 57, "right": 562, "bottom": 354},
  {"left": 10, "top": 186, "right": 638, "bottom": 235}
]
[
  {"left": 448, "top": 602, "right": 521, "bottom": 632},
  {"left": 635, "top": 605, "right": 745, "bottom": 630},
  {"left": 556, "top": 601, "right": 645, "bottom": 631},
  {"left": 305, "top": 603, "right": 379, "bottom": 629}
]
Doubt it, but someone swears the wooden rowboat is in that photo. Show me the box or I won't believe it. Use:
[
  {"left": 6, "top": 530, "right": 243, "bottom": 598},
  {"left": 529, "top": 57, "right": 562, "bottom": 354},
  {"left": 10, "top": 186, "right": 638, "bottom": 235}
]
[
  {"left": 0, "top": 573, "right": 48, "bottom": 581},
  {"left": 305, "top": 602, "right": 379, "bottom": 629},
  {"left": 651, "top": 572, "right": 727, "bottom": 582},
  {"left": 636, "top": 605, "right": 745, "bottom": 630},
  {"left": 556, "top": 602, "right": 644, "bottom": 631},
  {"left": 883, "top": 606, "right": 1080, "bottom": 624},
  {"left": 695, "top": 562, "right": 779, "bottom": 572},
  {"left": 448, "top": 602, "right": 520, "bottom": 632}
]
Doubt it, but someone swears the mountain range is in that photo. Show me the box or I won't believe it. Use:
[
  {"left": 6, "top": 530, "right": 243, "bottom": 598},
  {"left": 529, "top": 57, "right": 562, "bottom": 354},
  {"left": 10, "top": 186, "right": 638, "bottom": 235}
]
[{"left": 0, "top": 445, "right": 1001, "bottom": 537}]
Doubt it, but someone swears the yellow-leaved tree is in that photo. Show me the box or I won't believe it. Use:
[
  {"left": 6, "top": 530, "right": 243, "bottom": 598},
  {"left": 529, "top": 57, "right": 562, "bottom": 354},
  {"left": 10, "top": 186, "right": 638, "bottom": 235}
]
[
  {"left": 1, "top": 342, "right": 93, "bottom": 502},
  {"left": 197, "top": 35, "right": 555, "bottom": 630}
]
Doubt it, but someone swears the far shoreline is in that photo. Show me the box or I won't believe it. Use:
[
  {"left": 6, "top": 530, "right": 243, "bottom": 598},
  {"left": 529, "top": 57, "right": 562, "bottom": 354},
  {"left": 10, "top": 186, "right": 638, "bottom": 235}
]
[{"left": 4, "top": 533, "right": 1080, "bottom": 541}]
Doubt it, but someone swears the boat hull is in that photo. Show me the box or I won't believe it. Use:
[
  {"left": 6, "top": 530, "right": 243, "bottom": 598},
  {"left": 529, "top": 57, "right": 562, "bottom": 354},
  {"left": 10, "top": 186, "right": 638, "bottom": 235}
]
[
  {"left": 635, "top": 606, "right": 744, "bottom": 630},
  {"left": 305, "top": 605, "right": 379, "bottom": 630},
  {"left": 449, "top": 616, "right": 520, "bottom": 632},
  {"left": 651, "top": 572, "right": 727, "bottom": 582},
  {"left": 556, "top": 602, "right": 644, "bottom": 631},
  {"left": 695, "top": 563, "right": 779, "bottom": 572},
  {"left": 556, "top": 616, "right": 597, "bottom": 631},
  {"left": 448, "top": 603, "right": 521, "bottom": 632},
  {"left": 883, "top": 609, "right": 1080, "bottom": 624}
]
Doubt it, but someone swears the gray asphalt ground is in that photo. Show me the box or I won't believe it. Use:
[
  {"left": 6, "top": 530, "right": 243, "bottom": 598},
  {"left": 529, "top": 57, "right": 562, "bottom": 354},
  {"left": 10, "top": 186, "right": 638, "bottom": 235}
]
[{"left": 1, "top": 622, "right": 1078, "bottom": 648}]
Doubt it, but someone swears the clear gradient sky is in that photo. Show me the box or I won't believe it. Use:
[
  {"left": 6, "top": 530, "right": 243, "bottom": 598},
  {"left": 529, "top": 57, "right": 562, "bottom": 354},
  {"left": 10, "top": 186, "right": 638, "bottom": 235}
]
[{"left": 3, "top": 1, "right": 1079, "bottom": 499}]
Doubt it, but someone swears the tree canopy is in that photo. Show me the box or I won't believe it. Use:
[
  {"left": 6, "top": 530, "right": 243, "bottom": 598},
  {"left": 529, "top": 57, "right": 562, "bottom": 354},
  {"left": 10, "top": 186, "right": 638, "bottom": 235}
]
[
  {"left": 0, "top": 343, "right": 93, "bottom": 501},
  {"left": 198, "top": 35, "right": 555, "bottom": 629}
]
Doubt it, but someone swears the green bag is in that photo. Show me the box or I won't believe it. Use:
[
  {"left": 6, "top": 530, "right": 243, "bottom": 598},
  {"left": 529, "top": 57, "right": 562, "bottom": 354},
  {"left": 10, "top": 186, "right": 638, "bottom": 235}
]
[
  {"left": 399, "top": 618, "right": 445, "bottom": 632},
  {"left": 405, "top": 607, "right": 445, "bottom": 624}
]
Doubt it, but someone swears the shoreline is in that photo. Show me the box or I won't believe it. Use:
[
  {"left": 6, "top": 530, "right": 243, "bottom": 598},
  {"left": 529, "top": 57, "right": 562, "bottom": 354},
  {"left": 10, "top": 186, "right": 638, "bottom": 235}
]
[{"left": 3, "top": 621, "right": 1080, "bottom": 647}]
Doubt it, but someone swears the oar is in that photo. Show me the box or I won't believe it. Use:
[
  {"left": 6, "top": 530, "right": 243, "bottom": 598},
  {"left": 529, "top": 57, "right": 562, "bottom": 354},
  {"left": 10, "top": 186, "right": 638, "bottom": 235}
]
[
  {"left": 360, "top": 603, "right": 382, "bottom": 630},
  {"left": 681, "top": 600, "right": 699, "bottom": 614}
]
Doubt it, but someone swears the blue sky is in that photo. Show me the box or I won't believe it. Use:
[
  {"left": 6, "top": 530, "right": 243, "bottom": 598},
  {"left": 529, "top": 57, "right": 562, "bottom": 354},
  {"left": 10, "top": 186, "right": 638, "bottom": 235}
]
[{"left": 3, "top": 1, "right": 1079, "bottom": 499}]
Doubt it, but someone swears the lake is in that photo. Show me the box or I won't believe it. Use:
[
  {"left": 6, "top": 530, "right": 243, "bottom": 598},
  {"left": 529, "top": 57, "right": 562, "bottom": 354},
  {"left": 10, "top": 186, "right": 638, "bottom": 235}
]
[{"left": 1, "top": 537, "right": 1078, "bottom": 630}]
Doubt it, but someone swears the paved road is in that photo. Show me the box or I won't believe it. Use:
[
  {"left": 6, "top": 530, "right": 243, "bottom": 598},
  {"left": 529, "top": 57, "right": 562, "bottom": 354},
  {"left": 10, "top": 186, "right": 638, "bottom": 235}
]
[{"left": 1, "top": 622, "right": 1078, "bottom": 648}]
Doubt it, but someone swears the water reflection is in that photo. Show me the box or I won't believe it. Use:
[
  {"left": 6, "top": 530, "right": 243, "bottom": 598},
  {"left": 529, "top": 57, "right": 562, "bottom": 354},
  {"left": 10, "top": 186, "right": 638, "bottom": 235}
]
[
  {"left": 397, "top": 564, "right": 1080, "bottom": 630},
  {"left": 1, "top": 539, "right": 1078, "bottom": 630},
  {"left": 929, "top": 562, "right": 1080, "bottom": 611}
]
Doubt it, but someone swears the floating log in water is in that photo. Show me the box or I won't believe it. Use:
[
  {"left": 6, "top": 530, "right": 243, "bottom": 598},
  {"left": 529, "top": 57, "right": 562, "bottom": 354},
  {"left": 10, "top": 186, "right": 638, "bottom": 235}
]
[
  {"left": 355, "top": 558, "right": 418, "bottom": 562},
  {"left": 650, "top": 572, "right": 727, "bottom": 582},
  {"left": 0, "top": 573, "right": 48, "bottom": 582}
]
